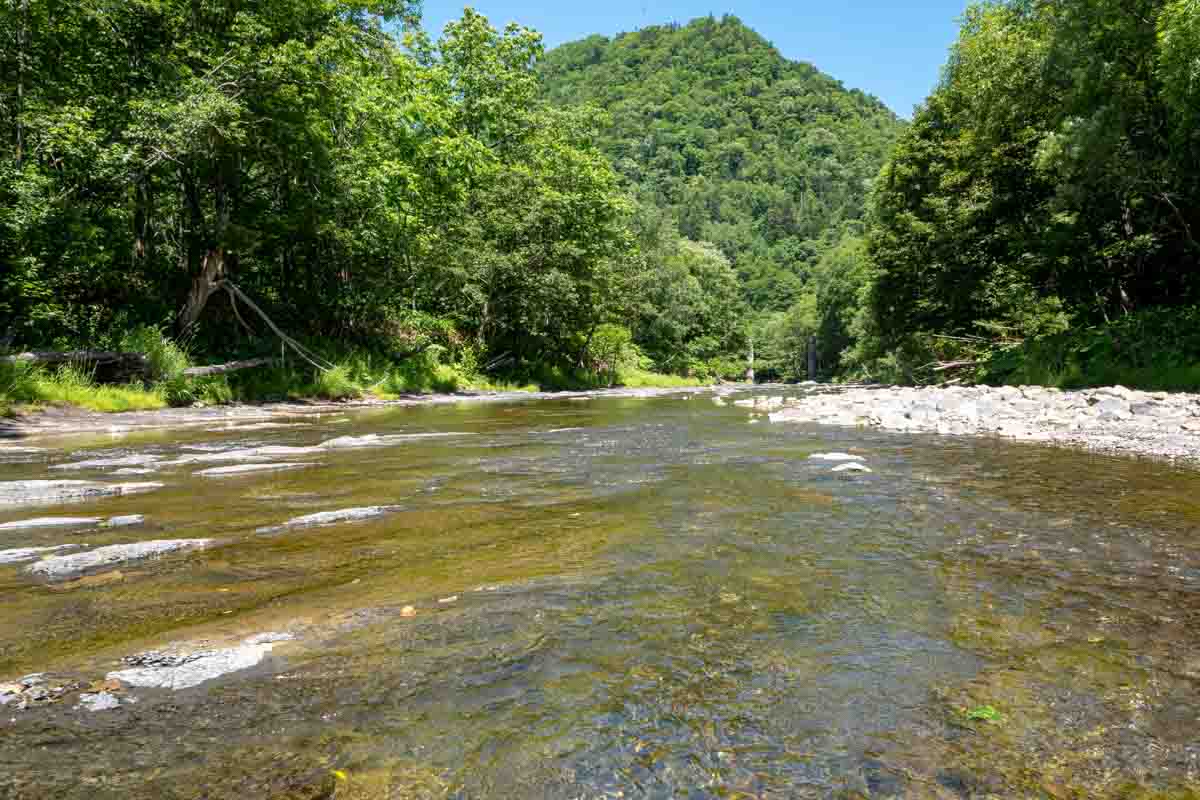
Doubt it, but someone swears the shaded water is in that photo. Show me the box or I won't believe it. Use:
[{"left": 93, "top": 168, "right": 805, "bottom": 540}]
[{"left": 1, "top": 392, "right": 1199, "bottom": 798}]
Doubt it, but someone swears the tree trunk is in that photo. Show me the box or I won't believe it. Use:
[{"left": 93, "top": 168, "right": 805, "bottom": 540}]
[
  {"left": 14, "top": 0, "right": 28, "bottom": 167},
  {"left": 177, "top": 247, "right": 225, "bottom": 333}
]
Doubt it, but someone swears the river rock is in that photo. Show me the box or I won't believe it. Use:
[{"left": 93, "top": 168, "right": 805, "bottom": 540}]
[
  {"left": 102, "top": 514, "right": 145, "bottom": 528},
  {"left": 831, "top": 463, "right": 872, "bottom": 473},
  {"left": 809, "top": 453, "right": 863, "bottom": 462},
  {"left": 0, "top": 480, "right": 163, "bottom": 507},
  {"left": 107, "top": 633, "right": 294, "bottom": 690},
  {"left": 25, "top": 538, "right": 213, "bottom": 578},
  {"left": 76, "top": 691, "right": 121, "bottom": 712},
  {"left": 196, "top": 462, "right": 316, "bottom": 477},
  {"left": 0, "top": 544, "right": 80, "bottom": 565},
  {"left": 769, "top": 384, "right": 1200, "bottom": 463},
  {"left": 0, "top": 516, "right": 100, "bottom": 530},
  {"left": 50, "top": 454, "right": 162, "bottom": 471},
  {"left": 318, "top": 432, "right": 473, "bottom": 449},
  {"left": 166, "top": 445, "right": 323, "bottom": 465},
  {"left": 255, "top": 505, "right": 401, "bottom": 534}
]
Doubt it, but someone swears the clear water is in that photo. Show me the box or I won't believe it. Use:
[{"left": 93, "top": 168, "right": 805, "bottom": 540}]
[{"left": 1, "top": 392, "right": 1198, "bottom": 798}]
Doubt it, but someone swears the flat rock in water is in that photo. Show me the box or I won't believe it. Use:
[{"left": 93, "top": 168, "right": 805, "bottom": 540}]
[
  {"left": 319, "top": 432, "right": 474, "bottom": 449},
  {"left": 831, "top": 462, "right": 872, "bottom": 473},
  {"left": 0, "top": 480, "right": 163, "bottom": 507},
  {"left": 76, "top": 691, "right": 122, "bottom": 712},
  {"left": 0, "top": 544, "right": 80, "bottom": 565},
  {"left": 196, "top": 462, "right": 316, "bottom": 477},
  {"left": 50, "top": 454, "right": 162, "bottom": 471},
  {"left": 165, "top": 445, "right": 323, "bottom": 466},
  {"left": 25, "top": 539, "right": 213, "bottom": 578},
  {"left": 808, "top": 453, "right": 863, "bottom": 462},
  {"left": 107, "top": 633, "right": 294, "bottom": 690},
  {"left": 256, "top": 506, "right": 401, "bottom": 533},
  {"left": 0, "top": 516, "right": 99, "bottom": 530},
  {"left": 102, "top": 514, "right": 145, "bottom": 528}
]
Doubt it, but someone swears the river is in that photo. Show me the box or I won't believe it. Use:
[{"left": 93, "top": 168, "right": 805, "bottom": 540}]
[{"left": 1, "top": 390, "right": 1198, "bottom": 798}]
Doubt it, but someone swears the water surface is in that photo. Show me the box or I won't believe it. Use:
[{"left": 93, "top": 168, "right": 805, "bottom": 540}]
[{"left": 1, "top": 392, "right": 1198, "bottom": 798}]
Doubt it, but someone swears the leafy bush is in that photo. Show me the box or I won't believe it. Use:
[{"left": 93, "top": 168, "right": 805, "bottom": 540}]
[{"left": 982, "top": 307, "right": 1200, "bottom": 391}]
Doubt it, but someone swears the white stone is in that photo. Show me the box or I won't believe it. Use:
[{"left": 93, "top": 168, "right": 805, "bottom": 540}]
[{"left": 26, "top": 539, "right": 213, "bottom": 578}]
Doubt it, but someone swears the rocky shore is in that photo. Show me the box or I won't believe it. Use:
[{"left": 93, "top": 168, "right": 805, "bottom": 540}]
[{"left": 764, "top": 384, "right": 1200, "bottom": 462}]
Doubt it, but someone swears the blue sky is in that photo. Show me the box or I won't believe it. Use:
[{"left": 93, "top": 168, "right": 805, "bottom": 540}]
[{"left": 418, "top": 1, "right": 972, "bottom": 117}]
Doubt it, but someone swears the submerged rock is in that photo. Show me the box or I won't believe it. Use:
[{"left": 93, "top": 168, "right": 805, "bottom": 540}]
[
  {"left": 256, "top": 505, "right": 401, "bottom": 534},
  {"left": 196, "top": 462, "right": 316, "bottom": 477},
  {"left": 107, "top": 633, "right": 294, "bottom": 690},
  {"left": 25, "top": 538, "right": 213, "bottom": 578},
  {"left": 0, "top": 480, "right": 163, "bottom": 507}
]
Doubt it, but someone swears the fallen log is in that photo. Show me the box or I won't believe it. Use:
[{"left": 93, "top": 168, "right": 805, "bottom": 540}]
[
  {"left": 0, "top": 351, "right": 150, "bottom": 384},
  {"left": 181, "top": 357, "right": 275, "bottom": 378}
]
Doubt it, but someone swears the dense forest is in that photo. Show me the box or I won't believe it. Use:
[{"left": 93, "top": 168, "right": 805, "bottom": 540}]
[
  {"left": 539, "top": 18, "right": 903, "bottom": 377},
  {"left": 856, "top": 0, "right": 1200, "bottom": 388},
  {"left": 3, "top": 0, "right": 1199, "bottom": 409},
  {"left": 1, "top": 0, "right": 651, "bottom": 396}
]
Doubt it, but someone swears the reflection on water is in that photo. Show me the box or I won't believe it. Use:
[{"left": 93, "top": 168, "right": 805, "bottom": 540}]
[{"left": 1, "top": 393, "right": 1199, "bottom": 798}]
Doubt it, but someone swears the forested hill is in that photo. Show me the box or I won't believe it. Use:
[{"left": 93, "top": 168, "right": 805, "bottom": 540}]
[{"left": 539, "top": 16, "right": 904, "bottom": 311}]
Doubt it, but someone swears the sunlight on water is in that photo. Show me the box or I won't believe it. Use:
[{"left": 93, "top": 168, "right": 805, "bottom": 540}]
[{"left": 2, "top": 393, "right": 1199, "bottom": 798}]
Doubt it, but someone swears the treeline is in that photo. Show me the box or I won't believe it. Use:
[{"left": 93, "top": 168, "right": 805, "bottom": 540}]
[
  {"left": 846, "top": 0, "right": 1200, "bottom": 386},
  {"left": 0, "top": 1, "right": 755, "bottom": 390}
]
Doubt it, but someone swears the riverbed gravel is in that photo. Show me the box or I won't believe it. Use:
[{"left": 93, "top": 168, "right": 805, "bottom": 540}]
[{"left": 768, "top": 384, "right": 1200, "bottom": 463}]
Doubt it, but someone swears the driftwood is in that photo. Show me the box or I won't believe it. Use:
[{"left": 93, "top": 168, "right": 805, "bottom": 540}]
[
  {"left": 182, "top": 357, "right": 275, "bottom": 378},
  {"left": 1, "top": 350, "right": 150, "bottom": 383}
]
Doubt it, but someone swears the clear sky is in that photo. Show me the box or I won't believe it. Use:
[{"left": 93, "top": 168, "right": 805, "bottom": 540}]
[{"left": 418, "top": 1, "right": 972, "bottom": 118}]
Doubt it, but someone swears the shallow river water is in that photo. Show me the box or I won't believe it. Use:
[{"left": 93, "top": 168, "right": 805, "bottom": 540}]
[{"left": 1, "top": 390, "right": 1199, "bottom": 799}]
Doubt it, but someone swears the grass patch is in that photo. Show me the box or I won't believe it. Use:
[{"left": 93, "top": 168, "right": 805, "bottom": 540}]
[
  {"left": 0, "top": 362, "right": 166, "bottom": 413},
  {"left": 616, "top": 368, "right": 705, "bottom": 388}
]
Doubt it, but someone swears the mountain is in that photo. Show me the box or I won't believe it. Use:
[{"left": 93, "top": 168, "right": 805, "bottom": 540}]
[{"left": 538, "top": 15, "right": 904, "bottom": 310}]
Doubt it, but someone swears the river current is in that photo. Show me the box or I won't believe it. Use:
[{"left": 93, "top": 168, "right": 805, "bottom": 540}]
[{"left": 1, "top": 390, "right": 1198, "bottom": 798}]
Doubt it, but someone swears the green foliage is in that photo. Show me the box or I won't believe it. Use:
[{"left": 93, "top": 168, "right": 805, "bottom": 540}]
[
  {"left": 540, "top": 16, "right": 904, "bottom": 313},
  {"left": 862, "top": 0, "right": 1200, "bottom": 384},
  {"left": 983, "top": 307, "right": 1200, "bottom": 391},
  {"left": 963, "top": 705, "right": 1003, "bottom": 723},
  {"left": 586, "top": 324, "right": 637, "bottom": 385},
  {"left": 0, "top": 2, "right": 644, "bottom": 392}
]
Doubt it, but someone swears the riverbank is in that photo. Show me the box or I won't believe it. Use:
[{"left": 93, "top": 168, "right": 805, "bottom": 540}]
[
  {"left": 766, "top": 383, "right": 1200, "bottom": 464},
  {"left": 0, "top": 385, "right": 725, "bottom": 441}
]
